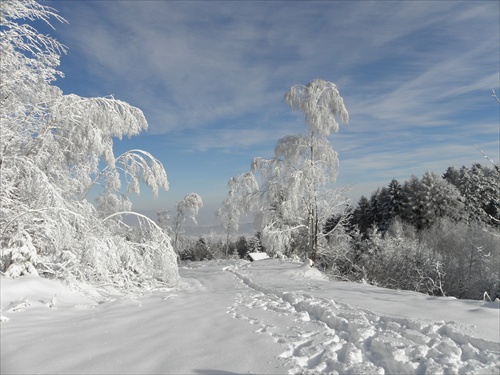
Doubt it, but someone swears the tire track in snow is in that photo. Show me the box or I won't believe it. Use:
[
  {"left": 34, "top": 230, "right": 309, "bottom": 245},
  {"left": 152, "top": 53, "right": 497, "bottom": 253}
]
[{"left": 226, "top": 267, "right": 500, "bottom": 375}]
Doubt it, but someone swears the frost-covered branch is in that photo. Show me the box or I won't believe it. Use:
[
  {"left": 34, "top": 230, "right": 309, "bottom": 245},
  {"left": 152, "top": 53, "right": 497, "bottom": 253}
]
[
  {"left": 475, "top": 145, "right": 499, "bottom": 172},
  {"left": 104, "top": 211, "right": 166, "bottom": 235},
  {"left": 492, "top": 89, "right": 500, "bottom": 104},
  {"left": 81, "top": 149, "right": 168, "bottom": 200},
  {"left": 1, "top": 206, "right": 86, "bottom": 238}
]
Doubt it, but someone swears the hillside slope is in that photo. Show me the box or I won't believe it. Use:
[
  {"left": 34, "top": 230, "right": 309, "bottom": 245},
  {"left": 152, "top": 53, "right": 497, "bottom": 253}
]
[{"left": 1, "top": 259, "right": 499, "bottom": 374}]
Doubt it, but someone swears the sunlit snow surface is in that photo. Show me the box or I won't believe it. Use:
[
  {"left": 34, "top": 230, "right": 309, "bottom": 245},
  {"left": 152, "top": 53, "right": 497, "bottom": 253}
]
[{"left": 1, "top": 259, "right": 499, "bottom": 374}]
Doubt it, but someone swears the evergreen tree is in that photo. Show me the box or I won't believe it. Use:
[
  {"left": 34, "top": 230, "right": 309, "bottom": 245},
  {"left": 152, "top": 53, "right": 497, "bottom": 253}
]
[
  {"left": 482, "top": 165, "right": 500, "bottom": 226},
  {"left": 420, "top": 172, "right": 464, "bottom": 227},
  {"left": 458, "top": 164, "right": 500, "bottom": 226},
  {"left": 401, "top": 175, "right": 424, "bottom": 228},
  {"left": 367, "top": 189, "right": 382, "bottom": 229},
  {"left": 380, "top": 179, "right": 404, "bottom": 231},
  {"left": 235, "top": 236, "right": 250, "bottom": 258},
  {"left": 376, "top": 187, "right": 392, "bottom": 231},
  {"left": 352, "top": 195, "right": 371, "bottom": 235},
  {"left": 249, "top": 232, "right": 265, "bottom": 254},
  {"left": 193, "top": 238, "right": 210, "bottom": 261},
  {"left": 443, "top": 166, "right": 460, "bottom": 187},
  {"left": 402, "top": 173, "right": 464, "bottom": 230}
]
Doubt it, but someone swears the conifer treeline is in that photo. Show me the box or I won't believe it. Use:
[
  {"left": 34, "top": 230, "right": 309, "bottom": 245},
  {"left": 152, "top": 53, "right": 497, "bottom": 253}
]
[
  {"left": 350, "top": 163, "right": 499, "bottom": 235},
  {"left": 319, "top": 163, "right": 500, "bottom": 300}
]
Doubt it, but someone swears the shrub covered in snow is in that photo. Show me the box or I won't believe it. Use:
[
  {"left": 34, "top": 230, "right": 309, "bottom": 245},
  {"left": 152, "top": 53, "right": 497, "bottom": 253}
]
[
  {"left": 322, "top": 216, "right": 499, "bottom": 300},
  {"left": 1, "top": 231, "right": 39, "bottom": 278},
  {"left": 419, "top": 218, "right": 500, "bottom": 300}
]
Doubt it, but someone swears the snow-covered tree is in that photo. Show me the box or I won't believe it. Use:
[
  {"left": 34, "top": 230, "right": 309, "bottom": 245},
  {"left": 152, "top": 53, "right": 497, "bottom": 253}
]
[
  {"left": 366, "top": 188, "right": 383, "bottom": 230},
  {"left": 318, "top": 207, "right": 356, "bottom": 276},
  {"left": 216, "top": 175, "right": 254, "bottom": 257},
  {"left": 421, "top": 172, "right": 463, "bottom": 225},
  {"left": 237, "top": 79, "right": 349, "bottom": 261},
  {"left": 352, "top": 195, "right": 371, "bottom": 236},
  {"left": 158, "top": 193, "right": 203, "bottom": 253},
  {"left": 399, "top": 173, "right": 464, "bottom": 230},
  {"left": 283, "top": 79, "right": 349, "bottom": 261},
  {"left": 401, "top": 175, "right": 425, "bottom": 227},
  {"left": 379, "top": 179, "right": 404, "bottom": 231},
  {"left": 456, "top": 164, "right": 499, "bottom": 226},
  {"left": 443, "top": 166, "right": 461, "bottom": 187},
  {"left": 248, "top": 232, "right": 264, "bottom": 254},
  {"left": 0, "top": 0, "right": 178, "bottom": 288},
  {"left": 235, "top": 236, "right": 250, "bottom": 258},
  {"left": 216, "top": 201, "right": 238, "bottom": 257}
]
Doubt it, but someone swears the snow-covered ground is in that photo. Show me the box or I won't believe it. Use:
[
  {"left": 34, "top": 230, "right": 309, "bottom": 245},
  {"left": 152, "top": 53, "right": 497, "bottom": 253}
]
[{"left": 1, "top": 259, "right": 499, "bottom": 374}]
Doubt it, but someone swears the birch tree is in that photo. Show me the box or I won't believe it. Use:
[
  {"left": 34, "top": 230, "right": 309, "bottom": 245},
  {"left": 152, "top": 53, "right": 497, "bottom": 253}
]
[
  {"left": 157, "top": 193, "right": 203, "bottom": 253},
  {"left": 230, "top": 79, "right": 349, "bottom": 261},
  {"left": 216, "top": 198, "right": 239, "bottom": 257},
  {"left": 0, "top": 0, "right": 178, "bottom": 288},
  {"left": 216, "top": 174, "right": 257, "bottom": 257}
]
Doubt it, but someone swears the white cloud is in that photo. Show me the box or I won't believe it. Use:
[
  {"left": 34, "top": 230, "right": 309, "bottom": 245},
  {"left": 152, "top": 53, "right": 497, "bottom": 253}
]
[
  {"left": 50, "top": 0, "right": 499, "bottom": 210},
  {"left": 57, "top": 1, "right": 498, "bottom": 135}
]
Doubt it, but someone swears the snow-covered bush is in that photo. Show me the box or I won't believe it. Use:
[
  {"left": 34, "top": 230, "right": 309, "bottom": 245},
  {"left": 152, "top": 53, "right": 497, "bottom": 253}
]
[
  {"left": 0, "top": 0, "right": 179, "bottom": 289},
  {"left": 343, "top": 217, "right": 499, "bottom": 300},
  {"left": 420, "top": 218, "right": 500, "bottom": 300},
  {"left": 362, "top": 220, "right": 444, "bottom": 295},
  {"left": 184, "top": 238, "right": 219, "bottom": 261},
  {"left": 318, "top": 219, "right": 359, "bottom": 280},
  {"left": 1, "top": 230, "right": 39, "bottom": 278}
]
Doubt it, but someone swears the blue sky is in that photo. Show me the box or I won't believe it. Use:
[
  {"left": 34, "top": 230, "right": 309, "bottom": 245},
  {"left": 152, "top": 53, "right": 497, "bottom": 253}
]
[{"left": 44, "top": 0, "right": 499, "bottom": 225}]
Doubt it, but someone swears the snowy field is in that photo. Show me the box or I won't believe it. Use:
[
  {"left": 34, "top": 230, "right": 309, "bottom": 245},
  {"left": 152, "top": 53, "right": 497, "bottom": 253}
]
[{"left": 1, "top": 259, "right": 499, "bottom": 374}]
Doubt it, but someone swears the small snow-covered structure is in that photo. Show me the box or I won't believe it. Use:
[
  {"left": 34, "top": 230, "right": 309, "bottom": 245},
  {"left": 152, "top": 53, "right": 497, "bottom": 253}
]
[{"left": 247, "top": 252, "right": 270, "bottom": 262}]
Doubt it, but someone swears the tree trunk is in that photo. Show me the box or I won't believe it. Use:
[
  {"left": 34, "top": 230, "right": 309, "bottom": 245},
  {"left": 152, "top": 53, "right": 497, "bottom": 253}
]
[
  {"left": 312, "top": 207, "right": 319, "bottom": 262},
  {"left": 307, "top": 208, "right": 312, "bottom": 261}
]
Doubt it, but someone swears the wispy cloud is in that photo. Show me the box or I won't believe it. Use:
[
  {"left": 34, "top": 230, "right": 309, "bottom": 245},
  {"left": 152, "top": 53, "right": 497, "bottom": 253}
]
[
  {"left": 50, "top": 0, "right": 499, "bottom": 211},
  {"left": 57, "top": 1, "right": 498, "bottom": 129}
]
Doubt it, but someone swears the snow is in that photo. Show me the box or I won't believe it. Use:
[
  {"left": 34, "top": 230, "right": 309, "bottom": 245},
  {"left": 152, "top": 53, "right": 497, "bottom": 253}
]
[
  {"left": 248, "top": 252, "right": 270, "bottom": 261},
  {"left": 1, "top": 259, "right": 499, "bottom": 374}
]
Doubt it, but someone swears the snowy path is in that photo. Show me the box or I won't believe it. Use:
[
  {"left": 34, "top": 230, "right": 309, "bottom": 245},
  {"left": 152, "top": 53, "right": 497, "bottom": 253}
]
[
  {"left": 227, "top": 261, "right": 499, "bottom": 374},
  {"left": 1, "top": 259, "right": 499, "bottom": 374},
  {"left": 1, "top": 263, "right": 287, "bottom": 374}
]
